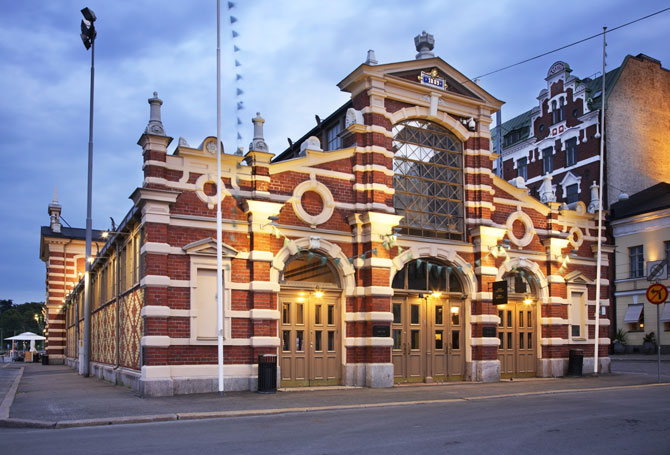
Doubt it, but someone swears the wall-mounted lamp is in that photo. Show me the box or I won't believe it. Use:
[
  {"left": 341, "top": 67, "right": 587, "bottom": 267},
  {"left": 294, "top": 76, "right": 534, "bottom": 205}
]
[
  {"left": 313, "top": 286, "right": 324, "bottom": 299},
  {"left": 523, "top": 295, "right": 533, "bottom": 305}
]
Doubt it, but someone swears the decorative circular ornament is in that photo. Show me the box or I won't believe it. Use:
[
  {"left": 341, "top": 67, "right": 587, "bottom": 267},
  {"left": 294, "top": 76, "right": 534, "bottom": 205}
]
[
  {"left": 505, "top": 211, "right": 536, "bottom": 248},
  {"left": 291, "top": 178, "right": 335, "bottom": 227},
  {"left": 206, "top": 141, "right": 217, "bottom": 155},
  {"left": 567, "top": 226, "right": 584, "bottom": 249},
  {"left": 195, "top": 173, "right": 225, "bottom": 209}
]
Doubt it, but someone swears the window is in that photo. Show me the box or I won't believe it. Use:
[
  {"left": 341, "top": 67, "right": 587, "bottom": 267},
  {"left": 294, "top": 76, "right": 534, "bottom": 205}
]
[
  {"left": 624, "top": 304, "right": 644, "bottom": 332},
  {"left": 629, "top": 246, "right": 644, "bottom": 278},
  {"left": 517, "top": 157, "right": 527, "bottom": 181},
  {"left": 565, "top": 137, "right": 577, "bottom": 167},
  {"left": 326, "top": 123, "right": 342, "bottom": 151},
  {"left": 566, "top": 184, "right": 578, "bottom": 204},
  {"left": 393, "top": 119, "right": 464, "bottom": 240},
  {"left": 665, "top": 241, "right": 670, "bottom": 269},
  {"left": 569, "top": 290, "right": 586, "bottom": 339},
  {"left": 392, "top": 259, "right": 462, "bottom": 293},
  {"left": 552, "top": 98, "right": 565, "bottom": 124},
  {"left": 542, "top": 147, "right": 553, "bottom": 174}
]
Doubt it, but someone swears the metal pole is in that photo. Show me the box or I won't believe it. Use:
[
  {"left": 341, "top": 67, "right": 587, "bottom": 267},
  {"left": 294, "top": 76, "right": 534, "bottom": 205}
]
[
  {"left": 216, "top": 0, "right": 224, "bottom": 395},
  {"left": 593, "top": 27, "right": 606, "bottom": 375},
  {"left": 657, "top": 303, "right": 661, "bottom": 383},
  {"left": 82, "top": 34, "right": 95, "bottom": 378}
]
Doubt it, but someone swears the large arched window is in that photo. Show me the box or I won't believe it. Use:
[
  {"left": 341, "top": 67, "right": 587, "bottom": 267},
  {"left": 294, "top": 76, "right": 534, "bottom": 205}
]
[
  {"left": 392, "top": 259, "right": 463, "bottom": 294},
  {"left": 393, "top": 119, "right": 464, "bottom": 240},
  {"left": 281, "top": 251, "right": 340, "bottom": 287}
]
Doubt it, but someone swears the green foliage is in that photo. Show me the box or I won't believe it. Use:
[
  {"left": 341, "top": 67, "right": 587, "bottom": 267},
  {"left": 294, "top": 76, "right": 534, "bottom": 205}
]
[
  {"left": 614, "top": 328, "right": 627, "bottom": 345},
  {"left": 643, "top": 331, "right": 656, "bottom": 344},
  {"left": 0, "top": 300, "right": 45, "bottom": 345}
]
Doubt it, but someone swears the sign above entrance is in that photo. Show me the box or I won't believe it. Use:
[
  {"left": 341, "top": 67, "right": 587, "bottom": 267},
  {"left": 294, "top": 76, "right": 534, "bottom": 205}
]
[
  {"left": 646, "top": 283, "right": 668, "bottom": 305},
  {"left": 418, "top": 68, "right": 446, "bottom": 90},
  {"left": 492, "top": 281, "right": 508, "bottom": 305}
]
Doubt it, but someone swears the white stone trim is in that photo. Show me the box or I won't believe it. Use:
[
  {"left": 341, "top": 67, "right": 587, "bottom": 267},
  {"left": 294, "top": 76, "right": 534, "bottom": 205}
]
[
  {"left": 540, "top": 317, "right": 569, "bottom": 325},
  {"left": 250, "top": 336, "right": 280, "bottom": 347},
  {"left": 470, "top": 314, "right": 499, "bottom": 324},
  {"left": 505, "top": 210, "right": 536, "bottom": 247},
  {"left": 290, "top": 176, "right": 336, "bottom": 227},
  {"left": 249, "top": 309, "right": 280, "bottom": 320},
  {"left": 141, "top": 364, "right": 255, "bottom": 380},
  {"left": 248, "top": 251, "right": 275, "bottom": 262},
  {"left": 141, "top": 275, "right": 171, "bottom": 287},
  {"left": 540, "top": 338, "right": 566, "bottom": 345},
  {"left": 352, "top": 183, "right": 395, "bottom": 195},
  {"left": 470, "top": 337, "right": 500, "bottom": 346},
  {"left": 141, "top": 306, "right": 171, "bottom": 318},
  {"left": 352, "top": 164, "right": 394, "bottom": 176},
  {"left": 344, "top": 337, "right": 394, "bottom": 347},
  {"left": 141, "top": 336, "right": 171, "bottom": 347},
  {"left": 353, "top": 286, "right": 395, "bottom": 297},
  {"left": 344, "top": 312, "right": 394, "bottom": 322}
]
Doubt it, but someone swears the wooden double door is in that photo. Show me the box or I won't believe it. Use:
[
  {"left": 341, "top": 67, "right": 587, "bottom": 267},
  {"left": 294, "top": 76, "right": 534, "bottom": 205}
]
[
  {"left": 392, "top": 295, "right": 464, "bottom": 382},
  {"left": 279, "top": 291, "right": 340, "bottom": 386},
  {"left": 497, "top": 300, "right": 537, "bottom": 377}
]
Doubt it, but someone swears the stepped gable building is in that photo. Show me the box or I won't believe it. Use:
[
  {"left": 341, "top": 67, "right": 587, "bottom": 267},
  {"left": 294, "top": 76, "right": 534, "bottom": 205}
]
[
  {"left": 59, "top": 33, "right": 611, "bottom": 396},
  {"left": 39, "top": 192, "right": 103, "bottom": 364},
  {"left": 494, "top": 54, "right": 670, "bottom": 210}
]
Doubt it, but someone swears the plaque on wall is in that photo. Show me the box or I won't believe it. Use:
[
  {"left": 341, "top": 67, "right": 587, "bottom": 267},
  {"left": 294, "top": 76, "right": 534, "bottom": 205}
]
[
  {"left": 372, "top": 325, "right": 390, "bottom": 337},
  {"left": 492, "top": 280, "right": 508, "bottom": 305}
]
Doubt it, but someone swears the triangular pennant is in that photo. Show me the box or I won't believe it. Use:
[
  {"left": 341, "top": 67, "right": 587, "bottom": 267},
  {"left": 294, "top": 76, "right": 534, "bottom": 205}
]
[
  {"left": 360, "top": 252, "right": 367, "bottom": 260},
  {"left": 348, "top": 257, "right": 354, "bottom": 264},
  {"left": 436, "top": 265, "right": 443, "bottom": 275},
  {"left": 237, "top": 101, "right": 244, "bottom": 110},
  {"left": 457, "top": 266, "right": 462, "bottom": 271},
  {"left": 230, "top": 16, "right": 238, "bottom": 24},
  {"left": 320, "top": 256, "right": 327, "bottom": 266},
  {"left": 283, "top": 237, "right": 289, "bottom": 248},
  {"left": 232, "top": 30, "right": 239, "bottom": 38},
  {"left": 334, "top": 258, "right": 341, "bottom": 266},
  {"left": 297, "top": 246, "right": 302, "bottom": 253},
  {"left": 382, "top": 241, "right": 389, "bottom": 251},
  {"left": 237, "top": 117, "right": 242, "bottom": 125},
  {"left": 397, "top": 246, "right": 403, "bottom": 255},
  {"left": 236, "top": 74, "right": 242, "bottom": 81},
  {"left": 371, "top": 248, "right": 377, "bottom": 257},
  {"left": 416, "top": 259, "right": 422, "bottom": 268},
  {"left": 227, "top": 1, "right": 235, "bottom": 9},
  {"left": 235, "top": 59, "right": 241, "bottom": 67},
  {"left": 236, "top": 88, "right": 244, "bottom": 96},
  {"left": 233, "top": 45, "right": 240, "bottom": 52},
  {"left": 426, "top": 262, "right": 432, "bottom": 274},
  {"left": 237, "top": 132, "right": 242, "bottom": 140},
  {"left": 236, "top": 147, "right": 244, "bottom": 155},
  {"left": 474, "top": 259, "right": 481, "bottom": 267}
]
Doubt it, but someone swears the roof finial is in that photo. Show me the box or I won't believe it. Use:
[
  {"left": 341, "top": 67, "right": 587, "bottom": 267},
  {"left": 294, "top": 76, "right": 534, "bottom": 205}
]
[
  {"left": 414, "top": 31, "right": 435, "bottom": 60},
  {"left": 144, "top": 91, "right": 165, "bottom": 136},
  {"left": 365, "top": 49, "right": 378, "bottom": 65},
  {"left": 48, "top": 187, "right": 62, "bottom": 233},
  {"left": 248, "top": 112, "right": 268, "bottom": 153}
]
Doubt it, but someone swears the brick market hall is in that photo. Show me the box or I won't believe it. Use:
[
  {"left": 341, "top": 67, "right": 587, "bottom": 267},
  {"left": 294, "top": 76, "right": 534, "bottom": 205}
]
[{"left": 40, "top": 32, "right": 611, "bottom": 396}]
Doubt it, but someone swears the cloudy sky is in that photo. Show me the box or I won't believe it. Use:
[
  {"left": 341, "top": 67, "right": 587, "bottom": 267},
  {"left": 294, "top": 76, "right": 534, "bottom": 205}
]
[{"left": 1, "top": 0, "right": 668, "bottom": 305}]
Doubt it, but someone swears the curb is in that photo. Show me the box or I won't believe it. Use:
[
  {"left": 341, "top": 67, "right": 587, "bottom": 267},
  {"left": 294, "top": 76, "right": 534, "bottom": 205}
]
[
  {"left": 1, "top": 382, "right": 667, "bottom": 430},
  {"left": 0, "top": 366, "right": 23, "bottom": 420}
]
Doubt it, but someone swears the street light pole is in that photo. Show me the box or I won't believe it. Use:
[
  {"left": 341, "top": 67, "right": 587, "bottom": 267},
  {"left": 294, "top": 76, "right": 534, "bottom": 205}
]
[{"left": 80, "top": 7, "right": 96, "bottom": 377}]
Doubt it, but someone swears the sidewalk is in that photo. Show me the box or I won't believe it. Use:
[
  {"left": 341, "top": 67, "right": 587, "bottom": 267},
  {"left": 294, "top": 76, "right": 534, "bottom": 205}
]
[{"left": 1, "top": 362, "right": 668, "bottom": 429}]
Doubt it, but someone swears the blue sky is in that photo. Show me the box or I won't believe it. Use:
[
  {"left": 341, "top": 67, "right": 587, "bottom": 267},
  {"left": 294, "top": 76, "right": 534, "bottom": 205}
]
[{"left": 1, "top": 0, "right": 668, "bottom": 304}]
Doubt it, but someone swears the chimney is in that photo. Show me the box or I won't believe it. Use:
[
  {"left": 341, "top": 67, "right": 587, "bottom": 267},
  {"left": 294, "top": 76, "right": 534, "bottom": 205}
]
[{"left": 365, "top": 49, "right": 378, "bottom": 65}]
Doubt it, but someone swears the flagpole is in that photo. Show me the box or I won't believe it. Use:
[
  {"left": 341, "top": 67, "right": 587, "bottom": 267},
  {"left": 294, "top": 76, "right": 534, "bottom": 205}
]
[
  {"left": 216, "top": 0, "right": 224, "bottom": 395},
  {"left": 593, "top": 26, "right": 606, "bottom": 375}
]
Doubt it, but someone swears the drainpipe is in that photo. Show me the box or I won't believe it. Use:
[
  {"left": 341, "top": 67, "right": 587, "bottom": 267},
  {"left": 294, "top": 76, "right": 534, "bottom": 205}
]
[{"left": 115, "top": 241, "right": 121, "bottom": 369}]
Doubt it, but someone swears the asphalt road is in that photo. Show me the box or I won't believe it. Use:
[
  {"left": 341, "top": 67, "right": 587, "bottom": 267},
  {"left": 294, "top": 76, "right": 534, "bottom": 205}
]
[{"left": 1, "top": 384, "right": 668, "bottom": 455}]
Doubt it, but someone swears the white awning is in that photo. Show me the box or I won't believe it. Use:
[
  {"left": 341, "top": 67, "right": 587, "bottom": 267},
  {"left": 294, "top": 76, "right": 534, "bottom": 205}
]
[
  {"left": 623, "top": 304, "right": 644, "bottom": 323},
  {"left": 661, "top": 303, "right": 670, "bottom": 322}
]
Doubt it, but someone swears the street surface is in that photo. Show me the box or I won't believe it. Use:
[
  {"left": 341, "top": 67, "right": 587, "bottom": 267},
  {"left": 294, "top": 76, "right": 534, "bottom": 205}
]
[{"left": 1, "top": 384, "right": 669, "bottom": 454}]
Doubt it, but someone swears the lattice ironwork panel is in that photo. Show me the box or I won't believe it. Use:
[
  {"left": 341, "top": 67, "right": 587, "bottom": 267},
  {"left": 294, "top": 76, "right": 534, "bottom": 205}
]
[
  {"left": 392, "top": 120, "right": 464, "bottom": 240},
  {"left": 120, "top": 289, "right": 143, "bottom": 370}
]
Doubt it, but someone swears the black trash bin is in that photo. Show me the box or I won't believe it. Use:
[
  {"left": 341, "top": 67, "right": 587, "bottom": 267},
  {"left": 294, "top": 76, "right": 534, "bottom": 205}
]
[
  {"left": 257, "top": 354, "right": 277, "bottom": 393},
  {"left": 567, "top": 349, "right": 583, "bottom": 376},
  {"left": 41, "top": 354, "right": 49, "bottom": 365}
]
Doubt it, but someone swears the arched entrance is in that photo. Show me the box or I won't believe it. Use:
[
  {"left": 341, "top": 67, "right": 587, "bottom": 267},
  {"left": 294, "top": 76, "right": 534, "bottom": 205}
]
[
  {"left": 279, "top": 251, "right": 342, "bottom": 386},
  {"left": 391, "top": 259, "right": 465, "bottom": 382},
  {"left": 497, "top": 270, "right": 538, "bottom": 378}
]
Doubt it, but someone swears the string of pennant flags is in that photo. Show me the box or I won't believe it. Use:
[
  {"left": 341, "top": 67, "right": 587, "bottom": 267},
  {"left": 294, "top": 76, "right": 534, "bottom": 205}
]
[{"left": 228, "top": 1, "right": 245, "bottom": 155}]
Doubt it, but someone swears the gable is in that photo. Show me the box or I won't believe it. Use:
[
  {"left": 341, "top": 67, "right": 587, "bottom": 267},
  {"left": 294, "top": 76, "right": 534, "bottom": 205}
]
[
  {"left": 388, "top": 67, "right": 483, "bottom": 100},
  {"left": 183, "top": 238, "right": 238, "bottom": 257}
]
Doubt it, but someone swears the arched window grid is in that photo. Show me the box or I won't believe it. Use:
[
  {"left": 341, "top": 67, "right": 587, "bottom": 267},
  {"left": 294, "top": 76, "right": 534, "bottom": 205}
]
[
  {"left": 281, "top": 251, "right": 340, "bottom": 288},
  {"left": 392, "top": 259, "right": 464, "bottom": 294},
  {"left": 392, "top": 119, "right": 465, "bottom": 241}
]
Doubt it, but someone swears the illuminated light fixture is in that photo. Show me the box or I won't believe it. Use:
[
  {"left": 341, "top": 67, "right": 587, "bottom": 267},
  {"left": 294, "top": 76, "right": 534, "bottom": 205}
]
[
  {"left": 450, "top": 306, "right": 459, "bottom": 314},
  {"left": 431, "top": 291, "right": 442, "bottom": 298},
  {"left": 313, "top": 287, "right": 324, "bottom": 298},
  {"left": 101, "top": 231, "right": 109, "bottom": 239},
  {"left": 86, "top": 257, "right": 94, "bottom": 264},
  {"left": 523, "top": 295, "right": 533, "bottom": 305},
  {"left": 297, "top": 297, "right": 305, "bottom": 303}
]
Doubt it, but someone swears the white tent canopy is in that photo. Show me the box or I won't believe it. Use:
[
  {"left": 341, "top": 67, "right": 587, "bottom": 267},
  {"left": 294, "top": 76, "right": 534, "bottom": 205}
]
[{"left": 5, "top": 332, "right": 46, "bottom": 352}]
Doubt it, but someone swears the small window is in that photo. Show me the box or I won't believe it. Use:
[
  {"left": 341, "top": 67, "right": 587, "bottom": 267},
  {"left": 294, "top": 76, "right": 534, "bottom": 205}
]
[
  {"left": 624, "top": 304, "right": 644, "bottom": 331},
  {"left": 566, "top": 184, "right": 578, "bottom": 204},
  {"left": 629, "top": 246, "right": 644, "bottom": 278},
  {"left": 665, "top": 241, "right": 670, "bottom": 270},
  {"left": 542, "top": 147, "right": 553, "bottom": 174},
  {"left": 326, "top": 123, "right": 342, "bottom": 151},
  {"left": 565, "top": 137, "right": 577, "bottom": 167},
  {"left": 539, "top": 124, "right": 545, "bottom": 133},
  {"left": 517, "top": 157, "right": 528, "bottom": 181}
]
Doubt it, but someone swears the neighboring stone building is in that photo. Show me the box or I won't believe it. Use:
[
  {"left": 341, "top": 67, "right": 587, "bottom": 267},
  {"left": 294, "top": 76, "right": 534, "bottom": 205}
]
[
  {"left": 610, "top": 182, "right": 670, "bottom": 353},
  {"left": 39, "top": 193, "right": 103, "bottom": 364},
  {"left": 494, "top": 54, "right": 670, "bottom": 209},
  {"left": 59, "top": 33, "right": 611, "bottom": 396}
]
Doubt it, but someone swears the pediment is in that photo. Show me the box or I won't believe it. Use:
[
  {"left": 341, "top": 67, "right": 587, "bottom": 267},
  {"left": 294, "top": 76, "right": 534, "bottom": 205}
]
[
  {"left": 387, "top": 66, "right": 483, "bottom": 100},
  {"left": 182, "top": 238, "right": 238, "bottom": 257},
  {"left": 564, "top": 270, "right": 594, "bottom": 285}
]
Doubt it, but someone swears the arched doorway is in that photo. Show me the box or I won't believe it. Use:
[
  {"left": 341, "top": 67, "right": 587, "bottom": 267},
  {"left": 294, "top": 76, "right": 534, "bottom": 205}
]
[
  {"left": 497, "top": 270, "right": 538, "bottom": 378},
  {"left": 391, "top": 259, "right": 465, "bottom": 382},
  {"left": 279, "top": 251, "right": 342, "bottom": 386}
]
